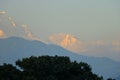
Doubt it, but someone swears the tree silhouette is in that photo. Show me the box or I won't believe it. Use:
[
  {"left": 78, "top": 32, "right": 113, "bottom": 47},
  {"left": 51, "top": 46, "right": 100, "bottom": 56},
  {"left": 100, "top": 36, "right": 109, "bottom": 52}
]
[
  {"left": 0, "top": 55, "right": 116, "bottom": 80},
  {"left": 107, "top": 78, "right": 116, "bottom": 80},
  {"left": 0, "top": 63, "right": 21, "bottom": 80},
  {"left": 16, "top": 55, "right": 103, "bottom": 80}
]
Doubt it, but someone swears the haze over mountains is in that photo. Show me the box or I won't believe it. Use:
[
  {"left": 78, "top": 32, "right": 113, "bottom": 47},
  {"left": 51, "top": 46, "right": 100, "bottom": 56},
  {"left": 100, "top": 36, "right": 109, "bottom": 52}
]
[{"left": 0, "top": 11, "right": 120, "bottom": 79}]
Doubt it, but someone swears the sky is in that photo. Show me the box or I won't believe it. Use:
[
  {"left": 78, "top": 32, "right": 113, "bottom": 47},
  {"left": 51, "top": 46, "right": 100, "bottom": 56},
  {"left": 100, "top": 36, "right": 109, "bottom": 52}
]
[{"left": 0, "top": 0, "right": 120, "bottom": 61}]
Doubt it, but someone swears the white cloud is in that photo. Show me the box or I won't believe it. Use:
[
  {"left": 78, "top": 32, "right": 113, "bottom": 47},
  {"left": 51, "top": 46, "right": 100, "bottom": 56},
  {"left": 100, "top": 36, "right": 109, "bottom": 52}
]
[
  {"left": 0, "top": 11, "right": 41, "bottom": 42},
  {"left": 8, "top": 17, "right": 16, "bottom": 27},
  {"left": 21, "top": 24, "right": 41, "bottom": 41},
  {"left": 49, "top": 33, "right": 120, "bottom": 61},
  {"left": 0, "top": 11, "right": 7, "bottom": 15},
  {"left": 49, "top": 33, "right": 87, "bottom": 53},
  {"left": 0, "top": 29, "right": 6, "bottom": 38}
]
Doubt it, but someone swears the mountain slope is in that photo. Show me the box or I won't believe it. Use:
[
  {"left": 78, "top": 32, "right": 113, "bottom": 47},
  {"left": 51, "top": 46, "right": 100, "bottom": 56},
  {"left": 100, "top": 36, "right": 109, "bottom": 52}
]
[{"left": 0, "top": 37, "right": 120, "bottom": 79}]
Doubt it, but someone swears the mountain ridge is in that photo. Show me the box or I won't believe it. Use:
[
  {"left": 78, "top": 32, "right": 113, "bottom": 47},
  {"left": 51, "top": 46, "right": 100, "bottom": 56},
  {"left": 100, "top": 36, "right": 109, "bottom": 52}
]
[{"left": 0, "top": 37, "right": 120, "bottom": 79}]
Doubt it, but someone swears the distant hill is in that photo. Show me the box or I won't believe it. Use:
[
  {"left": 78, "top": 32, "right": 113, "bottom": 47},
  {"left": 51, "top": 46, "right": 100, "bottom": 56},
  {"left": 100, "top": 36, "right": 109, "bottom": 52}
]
[{"left": 0, "top": 37, "right": 120, "bottom": 79}]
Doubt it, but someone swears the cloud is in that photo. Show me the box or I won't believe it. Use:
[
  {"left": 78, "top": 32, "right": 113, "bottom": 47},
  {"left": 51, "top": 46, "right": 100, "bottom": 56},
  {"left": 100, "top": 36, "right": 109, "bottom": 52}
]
[
  {"left": 0, "top": 29, "right": 6, "bottom": 38},
  {"left": 0, "top": 11, "right": 119, "bottom": 61},
  {"left": 0, "top": 11, "right": 7, "bottom": 15},
  {"left": 112, "top": 40, "right": 120, "bottom": 51},
  {"left": 8, "top": 17, "right": 16, "bottom": 27},
  {"left": 21, "top": 24, "right": 41, "bottom": 41},
  {"left": 0, "top": 11, "right": 42, "bottom": 42},
  {"left": 49, "top": 33, "right": 120, "bottom": 60},
  {"left": 49, "top": 33, "right": 109, "bottom": 53},
  {"left": 49, "top": 33, "right": 87, "bottom": 53}
]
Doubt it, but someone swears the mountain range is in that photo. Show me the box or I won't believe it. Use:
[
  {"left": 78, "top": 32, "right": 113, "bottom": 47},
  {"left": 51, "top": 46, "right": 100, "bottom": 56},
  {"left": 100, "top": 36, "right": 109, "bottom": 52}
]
[{"left": 0, "top": 37, "right": 120, "bottom": 79}]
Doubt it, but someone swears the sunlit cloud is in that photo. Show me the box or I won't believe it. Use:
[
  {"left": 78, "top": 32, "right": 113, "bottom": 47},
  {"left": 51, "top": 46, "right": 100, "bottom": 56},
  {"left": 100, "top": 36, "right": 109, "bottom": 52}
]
[
  {"left": 49, "top": 33, "right": 87, "bottom": 53},
  {"left": 0, "top": 29, "right": 6, "bottom": 38},
  {"left": 0, "top": 10, "right": 119, "bottom": 61},
  {"left": 0, "top": 11, "right": 42, "bottom": 42},
  {"left": 112, "top": 40, "right": 120, "bottom": 51},
  {"left": 0, "top": 11, "right": 7, "bottom": 15},
  {"left": 8, "top": 17, "right": 16, "bottom": 27},
  {"left": 49, "top": 33, "right": 109, "bottom": 53},
  {"left": 49, "top": 33, "right": 120, "bottom": 59},
  {"left": 21, "top": 24, "right": 41, "bottom": 41}
]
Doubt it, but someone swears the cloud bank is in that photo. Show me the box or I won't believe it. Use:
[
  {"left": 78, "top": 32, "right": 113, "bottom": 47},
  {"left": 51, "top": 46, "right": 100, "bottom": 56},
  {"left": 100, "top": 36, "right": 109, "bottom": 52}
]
[
  {"left": 49, "top": 33, "right": 120, "bottom": 61},
  {"left": 0, "top": 11, "right": 41, "bottom": 41},
  {"left": 49, "top": 33, "right": 87, "bottom": 53},
  {"left": 0, "top": 11, "right": 7, "bottom": 15},
  {"left": 0, "top": 29, "right": 6, "bottom": 38},
  {"left": 0, "top": 11, "right": 120, "bottom": 61}
]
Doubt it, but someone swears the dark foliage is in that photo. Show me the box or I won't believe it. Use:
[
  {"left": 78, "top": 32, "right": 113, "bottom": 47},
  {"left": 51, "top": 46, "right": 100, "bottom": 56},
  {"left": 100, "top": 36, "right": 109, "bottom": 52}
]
[
  {"left": 0, "top": 63, "right": 21, "bottom": 80},
  {"left": 0, "top": 55, "right": 115, "bottom": 80},
  {"left": 107, "top": 78, "right": 116, "bottom": 80}
]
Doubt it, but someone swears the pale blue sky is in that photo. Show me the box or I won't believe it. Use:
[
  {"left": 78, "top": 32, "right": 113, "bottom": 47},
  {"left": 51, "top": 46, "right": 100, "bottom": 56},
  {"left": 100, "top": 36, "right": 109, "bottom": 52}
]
[{"left": 0, "top": 0, "right": 120, "bottom": 41}]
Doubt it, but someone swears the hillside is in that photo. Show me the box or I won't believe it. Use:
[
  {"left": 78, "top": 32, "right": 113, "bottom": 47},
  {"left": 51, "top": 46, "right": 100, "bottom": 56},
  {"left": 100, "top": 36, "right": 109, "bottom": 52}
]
[{"left": 0, "top": 37, "right": 120, "bottom": 79}]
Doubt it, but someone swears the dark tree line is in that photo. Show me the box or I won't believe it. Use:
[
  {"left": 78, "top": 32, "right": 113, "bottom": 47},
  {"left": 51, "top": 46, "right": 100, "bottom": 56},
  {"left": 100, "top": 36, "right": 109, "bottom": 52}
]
[{"left": 0, "top": 55, "right": 115, "bottom": 80}]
